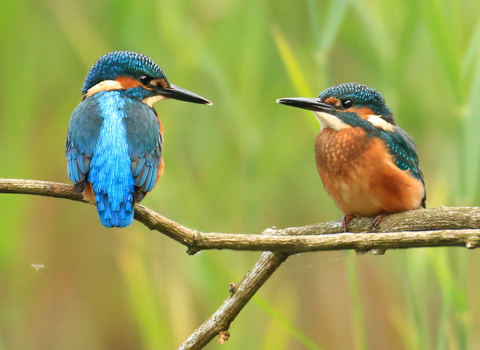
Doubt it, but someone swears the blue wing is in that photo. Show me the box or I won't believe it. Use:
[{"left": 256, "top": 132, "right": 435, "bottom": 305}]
[
  {"left": 65, "top": 98, "right": 102, "bottom": 194},
  {"left": 379, "top": 126, "right": 426, "bottom": 207},
  {"left": 123, "top": 101, "right": 162, "bottom": 202}
]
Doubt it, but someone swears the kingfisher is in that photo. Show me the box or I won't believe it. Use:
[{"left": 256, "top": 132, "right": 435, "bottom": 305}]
[
  {"left": 276, "top": 83, "right": 426, "bottom": 232},
  {"left": 65, "top": 51, "right": 211, "bottom": 228}
]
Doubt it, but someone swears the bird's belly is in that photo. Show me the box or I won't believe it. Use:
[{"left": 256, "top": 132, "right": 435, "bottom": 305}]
[{"left": 315, "top": 128, "right": 424, "bottom": 216}]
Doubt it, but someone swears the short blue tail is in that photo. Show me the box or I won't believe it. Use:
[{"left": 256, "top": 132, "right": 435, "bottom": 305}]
[
  {"left": 89, "top": 164, "right": 136, "bottom": 228},
  {"left": 95, "top": 192, "right": 134, "bottom": 228}
]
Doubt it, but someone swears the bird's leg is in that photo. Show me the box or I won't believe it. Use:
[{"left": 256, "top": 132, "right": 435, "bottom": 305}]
[
  {"left": 371, "top": 213, "right": 387, "bottom": 230},
  {"left": 341, "top": 215, "right": 355, "bottom": 232}
]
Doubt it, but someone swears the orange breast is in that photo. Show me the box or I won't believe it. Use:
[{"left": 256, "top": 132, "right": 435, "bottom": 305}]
[{"left": 315, "top": 128, "right": 424, "bottom": 216}]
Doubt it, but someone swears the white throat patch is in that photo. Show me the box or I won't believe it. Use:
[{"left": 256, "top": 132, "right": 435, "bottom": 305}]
[
  {"left": 143, "top": 95, "right": 166, "bottom": 107},
  {"left": 313, "top": 111, "right": 352, "bottom": 131}
]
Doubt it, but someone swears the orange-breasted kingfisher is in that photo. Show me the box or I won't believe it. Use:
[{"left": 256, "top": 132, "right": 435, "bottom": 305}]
[
  {"left": 65, "top": 51, "right": 211, "bottom": 228},
  {"left": 277, "top": 83, "right": 426, "bottom": 231}
]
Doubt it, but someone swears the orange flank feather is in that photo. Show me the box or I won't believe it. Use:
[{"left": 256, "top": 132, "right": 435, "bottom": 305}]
[
  {"left": 315, "top": 128, "right": 424, "bottom": 217},
  {"left": 158, "top": 117, "right": 164, "bottom": 140},
  {"left": 155, "top": 118, "right": 165, "bottom": 186},
  {"left": 82, "top": 182, "right": 96, "bottom": 204},
  {"left": 156, "top": 159, "right": 165, "bottom": 186}
]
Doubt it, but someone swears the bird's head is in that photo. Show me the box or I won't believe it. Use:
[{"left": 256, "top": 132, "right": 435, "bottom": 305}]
[
  {"left": 81, "top": 51, "right": 211, "bottom": 106},
  {"left": 276, "top": 83, "right": 394, "bottom": 132}
]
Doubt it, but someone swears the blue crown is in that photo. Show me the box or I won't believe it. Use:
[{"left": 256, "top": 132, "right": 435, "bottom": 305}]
[
  {"left": 82, "top": 51, "right": 168, "bottom": 94},
  {"left": 320, "top": 83, "right": 393, "bottom": 118}
]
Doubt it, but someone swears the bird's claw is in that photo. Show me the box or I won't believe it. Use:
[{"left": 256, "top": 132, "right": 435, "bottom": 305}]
[
  {"left": 341, "top": 215, "right": 355, "bottom": 232},
  {"left": 371, "top": 213, "right": 387, "bottom": 230}
]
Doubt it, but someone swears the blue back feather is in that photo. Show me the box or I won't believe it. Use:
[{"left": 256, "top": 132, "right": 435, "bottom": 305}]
[
  {"left": 66, "top": 91, "right": 162, "bottom": 227},
  {"left": 87, "top": 92, "right": 135, "bottom": 227}
]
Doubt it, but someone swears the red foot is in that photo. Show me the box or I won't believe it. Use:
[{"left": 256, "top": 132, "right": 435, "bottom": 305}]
[
  {"left": 371, "top": 213, "right": 387, "bottom": 229},
  {"left": 341, "top": 215, "right": 355, "bottom": 232}
]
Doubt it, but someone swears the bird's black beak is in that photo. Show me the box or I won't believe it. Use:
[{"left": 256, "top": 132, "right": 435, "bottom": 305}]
[
  {"left": 276, "top": 97, "right": 334, "bottom": 114},
  {"left": 159, "top": 84, "right": 212, "bottom": 105}
]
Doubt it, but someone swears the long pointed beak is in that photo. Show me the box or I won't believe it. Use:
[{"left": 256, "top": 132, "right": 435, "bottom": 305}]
[
  {"left": 276, "top": 97, "right": 334, "bottom": 114},
  {"left": 159, "top": 84, "right": 212, "bottom": 105}
]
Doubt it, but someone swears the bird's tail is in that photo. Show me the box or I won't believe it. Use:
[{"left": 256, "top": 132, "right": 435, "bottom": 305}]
[
  {"left": 88, "top": 171, "right": 135, "bottom": 228},
  {"left": 95, "top": 191, "right": 134, "bottom": 228}
]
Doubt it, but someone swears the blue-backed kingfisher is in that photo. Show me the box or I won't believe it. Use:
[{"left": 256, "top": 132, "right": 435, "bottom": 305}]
[
  {"left": 277, "top": 83, "right": 426, "bottom": 231},
  {"left": 66, "top": 51, "right": 211, "bottom": 228}
]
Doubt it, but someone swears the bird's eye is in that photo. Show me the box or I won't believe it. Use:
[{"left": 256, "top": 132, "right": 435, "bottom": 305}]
[
  {"left": 341, "top": 99, "right": 353, "bottom": 109},
  {"left": 139, "top": 75, "right": 151, "bottom": 85}
]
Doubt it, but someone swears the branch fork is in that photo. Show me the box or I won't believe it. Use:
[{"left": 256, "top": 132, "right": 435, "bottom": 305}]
[{"left": 1, "top": 178, "right": 479, "bottom": 349}]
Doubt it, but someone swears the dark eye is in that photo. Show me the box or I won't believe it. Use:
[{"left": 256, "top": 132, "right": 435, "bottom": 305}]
[
  {"left": 341, "top": 99, "right": 353, "bottom": 108},
  {"left": 139, "top": 75, "right": 151, "bottom": 85}
]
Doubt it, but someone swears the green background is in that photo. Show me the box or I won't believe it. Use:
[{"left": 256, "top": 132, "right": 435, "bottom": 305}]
[{"left": 1, "top": 0, "right": 480, "bottom": 349}]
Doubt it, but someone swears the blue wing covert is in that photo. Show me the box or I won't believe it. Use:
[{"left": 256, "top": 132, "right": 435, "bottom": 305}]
[
  {"left": 379, "top": 127, "right": 426, "bottom": 207},
  {"left": 65, "top": 98, "right": 102, "bottom": 194},
  {"left": 124, "top": 101, "right": 162, "bottom": 202}
]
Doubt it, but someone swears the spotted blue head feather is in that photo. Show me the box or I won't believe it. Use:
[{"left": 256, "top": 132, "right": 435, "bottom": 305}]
[
  {"left": 82, "top": 51, "right": 169, "bottom": 95},
  {"left": 319, "top": 83, "right": 394, "bottom": 124}
]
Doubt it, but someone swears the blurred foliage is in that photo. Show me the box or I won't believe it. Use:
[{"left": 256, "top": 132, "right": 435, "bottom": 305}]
[{"left": 0, "top": 0, "right": 480, "bottom": 349}]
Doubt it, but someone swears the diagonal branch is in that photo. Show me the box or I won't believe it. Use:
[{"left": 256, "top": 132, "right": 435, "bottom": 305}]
[
  {"left": 177, "top": 251, "right": 288, "bottom": 349},
  {"left": 2, "top": 178, "right": 480, "bottom": 350}
]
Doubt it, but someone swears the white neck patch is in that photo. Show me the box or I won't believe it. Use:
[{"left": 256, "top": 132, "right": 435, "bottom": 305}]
[
  {"left": 367, "top": 115, "right": 394, "bottom": 132},
  {"left": 313, "top": 111, "right": 352, "bottom": 131},
  {"left": 86, "top": 80, "right": 123, "bottom": 98}
]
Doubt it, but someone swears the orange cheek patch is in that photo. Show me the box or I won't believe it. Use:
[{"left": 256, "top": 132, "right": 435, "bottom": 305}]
[
  {"left": 344, "top": 106, "right": 375, "bottom": 120},
  {"left": 158, "top": 78, "right": 169, "bottom": 88},
  {"left": 324, "top": 97, "right": 339, "bottom": 104},
  {"left": 115, "top": 76, "right": 143, "bottom": 89}
]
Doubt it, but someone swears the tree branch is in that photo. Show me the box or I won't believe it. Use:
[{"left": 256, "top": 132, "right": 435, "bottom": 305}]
[
  {"left": 177, "top": 251, "right": 288, "bottom": 349},
  {"left": 2, "top": 179, "right": 480, "bottom": 254},
  {"left": 0, "top": 178, "right": 198, "bottom": 245},
  {"left": 2, "top": 178, "right": 480, "bottom": 350}
]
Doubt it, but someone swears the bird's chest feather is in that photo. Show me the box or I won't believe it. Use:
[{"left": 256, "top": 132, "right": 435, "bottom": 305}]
[
  {"left": 315, "top": 127, "right": 424, "bottom": 216},
  {"left": 315, "top": 127, "right": 372, "bottom": 176}
]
